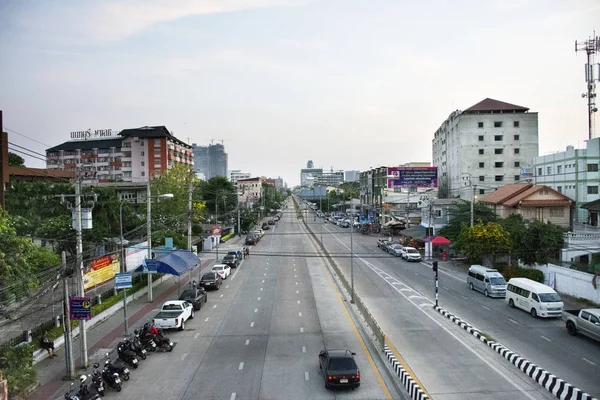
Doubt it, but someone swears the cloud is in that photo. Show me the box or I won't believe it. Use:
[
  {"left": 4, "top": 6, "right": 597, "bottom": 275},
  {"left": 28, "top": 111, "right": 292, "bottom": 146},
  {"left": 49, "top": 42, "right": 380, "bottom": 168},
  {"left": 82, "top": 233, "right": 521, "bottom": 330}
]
[
  {"left": 15, "top": 0, "right": 315, "bottom": 43},
  {"left": 535, "top": 2, "right": 600, "bottom": 26}
]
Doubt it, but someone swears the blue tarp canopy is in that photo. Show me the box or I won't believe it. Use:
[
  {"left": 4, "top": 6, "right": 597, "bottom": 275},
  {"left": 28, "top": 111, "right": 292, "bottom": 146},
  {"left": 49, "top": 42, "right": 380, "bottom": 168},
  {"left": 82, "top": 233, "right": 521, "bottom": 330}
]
[{"left": 134, "top": 249, "right": 200, "bottom": 276}]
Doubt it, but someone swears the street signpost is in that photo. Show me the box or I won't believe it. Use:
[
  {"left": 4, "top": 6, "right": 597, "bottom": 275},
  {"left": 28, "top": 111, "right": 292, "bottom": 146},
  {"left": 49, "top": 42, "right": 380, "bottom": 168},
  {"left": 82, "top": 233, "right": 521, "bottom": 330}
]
[
  {"left": 69, "top": 296, "right": 92, "bottom": 320},
  {"left": 115, "top": 272, "right": 132, "bottom": 290}
]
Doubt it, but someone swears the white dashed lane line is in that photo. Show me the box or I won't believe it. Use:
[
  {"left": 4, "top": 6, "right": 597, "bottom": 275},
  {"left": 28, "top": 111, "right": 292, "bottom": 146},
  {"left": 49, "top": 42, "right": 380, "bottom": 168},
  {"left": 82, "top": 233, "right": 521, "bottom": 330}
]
[
  {"left": 245, "top": 339, "right": 250, "bottom": 345},
  {"left": 582, "top": 357, "right": 596, "bottom": 366},
  {"left": 250, "top": 322, "right": 254, "bottom": 327},
  {"left": 302, "top": 346, "right": 306, "bottom": 353},
  {"left": 508, "top": 318, "right": 519, "bottom": 325},
  {"left": 204, "top": 317, "right": 209, "bottom": 322},
  {"left": 540, "top": 336, "right": 551, "bottom": 342},
  {"left": 239, "top": 362, "right": 244, "bottom": 370}
]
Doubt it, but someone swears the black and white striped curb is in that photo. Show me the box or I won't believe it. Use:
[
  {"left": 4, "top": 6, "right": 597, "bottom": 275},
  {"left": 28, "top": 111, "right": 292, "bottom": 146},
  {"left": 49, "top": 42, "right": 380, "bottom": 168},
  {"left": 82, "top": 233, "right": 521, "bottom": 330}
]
[
  {"left": 434, "top": 305, "right": 597, "bottom": 400},
  {"left": 383, "top": 345, "right": 429, "bottom": 400}
]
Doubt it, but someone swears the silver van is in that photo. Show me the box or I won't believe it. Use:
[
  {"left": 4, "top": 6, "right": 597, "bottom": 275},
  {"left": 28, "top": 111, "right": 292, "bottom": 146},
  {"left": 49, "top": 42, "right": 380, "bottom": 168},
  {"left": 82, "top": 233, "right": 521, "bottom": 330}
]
[{"left": 467, "top": 265, "right": 507, "bottom": 297}]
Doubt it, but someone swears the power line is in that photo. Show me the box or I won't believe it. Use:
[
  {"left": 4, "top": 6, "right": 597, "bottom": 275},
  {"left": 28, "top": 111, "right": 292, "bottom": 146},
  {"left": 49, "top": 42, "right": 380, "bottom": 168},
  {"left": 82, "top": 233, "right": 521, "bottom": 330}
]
[
  {"left": 7, "top": 141, "right": 48, "bottom": 159},
  {"left": 4, "top": 127, "right": 52, "bottom": 148}
]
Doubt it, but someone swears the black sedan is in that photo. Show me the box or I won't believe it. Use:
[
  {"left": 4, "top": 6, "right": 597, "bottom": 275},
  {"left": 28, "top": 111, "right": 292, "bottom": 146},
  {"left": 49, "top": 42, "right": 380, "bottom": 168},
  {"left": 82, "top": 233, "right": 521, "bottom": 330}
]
[
  {"left": 245, "top": 235, "right": 258, "bottom": 245},
  {"left": 318, "top": 349, "right": 360, "bottom": 390},
  {"left": 221, "top": 254, "right": 239, "bottom": 269},
  {"left": 179, "top": 288, "right": 207, "bottom": 310},
  {"left": 227, "top": 250, "right": 243, "bottom": 261},
  {"left": 200, "top": 272, "right": 222, "bottom": 290}
]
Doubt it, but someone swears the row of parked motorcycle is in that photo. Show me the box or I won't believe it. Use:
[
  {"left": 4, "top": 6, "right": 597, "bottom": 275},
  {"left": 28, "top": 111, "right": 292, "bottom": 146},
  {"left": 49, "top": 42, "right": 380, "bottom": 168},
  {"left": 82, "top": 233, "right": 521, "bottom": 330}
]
[{"left": 64, "top": 321, "right": 175, "bottom": 400}]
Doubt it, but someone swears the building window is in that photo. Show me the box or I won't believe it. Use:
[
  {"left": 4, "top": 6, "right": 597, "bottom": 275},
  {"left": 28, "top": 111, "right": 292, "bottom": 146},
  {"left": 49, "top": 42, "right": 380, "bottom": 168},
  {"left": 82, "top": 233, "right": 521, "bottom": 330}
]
[
  {"left": 154, "top": 160, "right": 161, "bottom": 166},
  {"left": 547, "top": 166, "right": 552, "bottom": 174},
  {"left": 479, "top": 149, "right": 484, "bottom": 155},
  {"left": 154, "top": 139, "right": 161, "bottom": 147},
  {"left": 588, "top": 186, "right": 599, "bottom": 194},
  {"left": 587, "top": 163, "right": 599, "bottom": 172},
  {"left": 513, "top": 121, "right": 520, "bottom": 128},
  {"left": 479, "top": 176, "right": 485, "bottom": 182},
  {"left": 478, "top": 135, "right": 484, "bottom": 141},
  {"left": 154, "top": 149, "right": 160, "bottom": 156},
  {"left": 479, "top": 162, "right": 485, "bottom": 168},
  {"left": 557, "top": 165, "right": 562, "bottom": 173},
  {"left": 514, "top": 134, "right": 520, "bottom": 140},
  {"left": 434, "top": 209, "right": 442, "bottom": 217},
  {"left": 557, "top": 186, "right": 562, "bottom": 193},
  {"left": 494, "top": 135, "right": 503, "bottom": 141},
  {"left": 494, "top": 149, "right": 503, "bottom": 155},
  {"left": 495, "top": 162, "right": 504, "bottom": 167},
  {"left": 514, "top": 161, "right": 520, "bottom": 167},
  {"left": 141, "top": 172, "right": 145, "bottom": 177},
  {"left": 514, "top": 175, "right": 520, "bottom": 181},
  {"left": 549, "top": 208, "right": 564, "bottom": 217},
  {"left": 479, "top": 189, "right": 485, "bottom": 195},
  {"left": 495, "top": 175, "right": 504, "bottom": 182},
  {"left": 538, "top": 167, "right": 542, "bottom": 176},
  {"left": 141, "top": 161, "right": 145, "bottom": 166},
  {"left": 514, "top": 148, "right": 520, "bottom": 155},
  {"left": 494, "top": 121, "right": 503, "bottom": 128},
  {"left": 478, "top": 122, "right": 484, "bottom": 128},
  {"left": 141, "top": 151, "right": 145, "bottom": 156}
]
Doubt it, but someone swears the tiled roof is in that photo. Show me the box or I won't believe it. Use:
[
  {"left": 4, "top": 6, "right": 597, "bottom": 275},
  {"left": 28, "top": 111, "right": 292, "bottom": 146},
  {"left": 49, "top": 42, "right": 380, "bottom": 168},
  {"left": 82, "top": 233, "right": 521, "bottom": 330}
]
[
  {"left": 581, "top": 199, "right": 600, "bottom": 211},
  {"left": 503, "top": 185, "right": 572, "bottom": 207},
  {"left": 119, "top": 126, "right": 191, "bottom": 148},
  {"left": 464, "top": 98, "right": 529, "bottom": 112},
  {"left": 479, "top": 184, "right": 532, "bottom": 204}
]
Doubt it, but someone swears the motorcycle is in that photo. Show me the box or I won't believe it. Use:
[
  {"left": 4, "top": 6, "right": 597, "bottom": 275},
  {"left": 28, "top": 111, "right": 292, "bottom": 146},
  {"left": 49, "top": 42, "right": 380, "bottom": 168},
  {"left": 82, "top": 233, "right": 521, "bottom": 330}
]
[
  {"left": 143, "top": 322, "right": 173, "bottom": 352},
  {"left": 136, "top": 328, "right": 157, "bottom": 352},
  {"left": 125, "top": 335, "right": 147, "bottom": 360},
  {"left": 73, "top": 375, "right": 101, "bottom": 400},
  {"left": 117, "top": 342, "right": 139, "bottom": 368},
  {"left": 104, "top": 353, "right": 130, "bottom": 381},
  {"left": 90, "top": 363, "right": 105, "bottom": 397},
  {"left": 64, "top": 383, "right": 79, "bottom": 400},
  {"left": 101, "top": 362, "right": 122, "bottom": 392}
]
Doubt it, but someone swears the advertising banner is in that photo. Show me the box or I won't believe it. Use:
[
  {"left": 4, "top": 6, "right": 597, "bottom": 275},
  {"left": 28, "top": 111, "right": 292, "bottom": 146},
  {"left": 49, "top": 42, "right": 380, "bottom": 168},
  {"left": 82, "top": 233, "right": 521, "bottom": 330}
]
[
  {"left": 125, "top": 241, "right": 148, "bottom": 272},
  {"left": 69, "top": 296, "right": 92, "bottom": 320},
  {"left": 387, "top": 167, "right": 438, "bottom": 189},
  {"left": 211, "top": 225, "right": 222, "bottom": 235},
  {"left": 82, "top": 253, "right": 120, "bottom": 290}
]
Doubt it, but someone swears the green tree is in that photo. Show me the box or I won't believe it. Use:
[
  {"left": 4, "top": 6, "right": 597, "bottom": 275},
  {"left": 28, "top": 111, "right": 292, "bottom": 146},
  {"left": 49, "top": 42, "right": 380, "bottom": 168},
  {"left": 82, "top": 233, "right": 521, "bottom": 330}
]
[
  {"left": 518, "top": 220, "right": 565, "bottom": 265},
  {"left": 8, "top": 152, "right": 25, "bottom": 167},
  {"left": 454, "top": 221, "right": 511, "bottom": 264},
  {"left": 200, "top": 176, "right": 238, "bottom": 224},
  {"left": 438, "top": 200, "right": 497, "bottom": 242},
  {"left": 498, "top": 214, "right": 527, "bottom": 265}
]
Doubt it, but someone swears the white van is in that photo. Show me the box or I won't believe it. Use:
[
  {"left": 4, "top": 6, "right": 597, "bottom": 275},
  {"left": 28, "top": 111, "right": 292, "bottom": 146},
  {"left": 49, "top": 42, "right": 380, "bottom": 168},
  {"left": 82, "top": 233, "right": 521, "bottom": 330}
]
[
  {"left": 505, "top": 278, "right": 564, "bottom": 318},
  {"left": 467, "top": 265, "right": 507, "bottom": 297}
]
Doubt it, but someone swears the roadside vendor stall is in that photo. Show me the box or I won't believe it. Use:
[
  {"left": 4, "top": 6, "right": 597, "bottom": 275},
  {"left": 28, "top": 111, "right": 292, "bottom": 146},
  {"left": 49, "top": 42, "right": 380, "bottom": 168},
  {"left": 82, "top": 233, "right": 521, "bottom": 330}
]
[{"left": 423, "top": 235, "right": 452, "bottom": 260}]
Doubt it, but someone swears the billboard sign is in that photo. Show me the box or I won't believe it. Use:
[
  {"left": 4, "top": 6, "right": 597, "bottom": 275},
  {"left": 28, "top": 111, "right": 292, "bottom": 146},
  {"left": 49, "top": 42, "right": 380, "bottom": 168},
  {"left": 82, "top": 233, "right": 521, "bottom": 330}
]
[
  {"left": 82, "top": 253, "right": 120, "bottom": 290},
  {"left": 521, "top": 167, "right": 534, "bottom": 177},
  {"left": 211, "top": 225, "right": 222, "bottom": 235},
  {"left": 387, "top": 167, "right": 438, "bottom": 189},
  {"left": 125, "top": 241, "right": 148, "bottom": 272},
  {"left": 115, "top": 273, "right": 132, "bottom": 290}
]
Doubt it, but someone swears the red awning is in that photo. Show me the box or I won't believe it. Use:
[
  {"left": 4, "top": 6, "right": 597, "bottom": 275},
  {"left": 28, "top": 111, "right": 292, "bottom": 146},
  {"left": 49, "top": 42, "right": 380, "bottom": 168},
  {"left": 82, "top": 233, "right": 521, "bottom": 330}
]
[{"left": 424, "top": 236, "right": 451, "bottom": 245}]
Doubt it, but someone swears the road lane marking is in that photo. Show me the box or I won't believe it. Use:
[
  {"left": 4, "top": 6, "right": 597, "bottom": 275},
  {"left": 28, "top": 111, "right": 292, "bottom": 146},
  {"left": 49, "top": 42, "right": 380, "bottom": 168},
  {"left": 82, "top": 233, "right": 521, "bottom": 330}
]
[
  {"left": 295, "top": 282, "right": 298, "bottom": 285},
  {"left": 443, "top": 286, "right": 449, "bottom": 290},
  {"left": 540, "top": 336, "right": 551, "bottom": 342},
  {"left": 297, "top": 300, "right": 300, "bottom": 304},
  {"left": 226, "top": 285, "right": 229, "bottom": 288},
  {"left": 213, "top": 304, "right": 217, "bottom": 308},
  {"left": 239, "top": 362, "right": 244, "bottom": 370},
  {"left": 260, "top": 288, "right": 263, "bottom": 291},
  {"left": 250, "top": 322, "right": 254, "bottom": 327},
  {"left": 254, "top": 308, "right": 258, "bottom": 313},
  {"left": 204, "top": 317, "right": 209, "bottom": 322},
  {"left": 400, "top": 288, "right": 413, "bottom": 292},
  {"left": 299, "top": 312, "right": 302, "bottom": 317},
  {"left": 231, "top": 393, "right": 236, "bottom": 400},
  {"left": 245, "top": 339, "right": 250, "bottom": 345},
  {"left": 302, "top": 346, "right": 306, "bottom": 353},
  {"left": 420, "top": 302, "right": 432, "bottom": 307},
  {"left": 408, "top": 295, "right": 423, "bottom": 300},
  {"left": 296, "top": 290, "right": 299, "bottom": 294},
  {"left": 220, "top": 294, "right": 223, "bottom": 298},
  {"left": 257, "top": 297, "right": 261, "bottom": 300},
  {"left": 326, "top": 231, "right": 537, "bottom": 400},
  {"left": 194, "top": 333, "right": 200, "bottom": 339},
  {"left": 181, "top": 353, "right": 187, "bottom": 360},
  {"left": 583, "top": 357, "right": 596, "bottom": 365},
  {"left": 508, "top": 318, "right": 518, "bottom": 325},
  {"left": 305, "top": 372, "right": 309, "bottom": 381},
  {"left": 300, "top": 327, "right": 304, "bottom": 333},
  {"left": 262, "top": 280, "right": 265, "bottom": 283},
  {"left": 295, "top": 275, "right": 297, "bottom": 278},
  {"left": 482, "top": 306, "right": 491, "bottom": 311},
  {"left": 461, "top": 296, "right": 468, "bottom": 299}
]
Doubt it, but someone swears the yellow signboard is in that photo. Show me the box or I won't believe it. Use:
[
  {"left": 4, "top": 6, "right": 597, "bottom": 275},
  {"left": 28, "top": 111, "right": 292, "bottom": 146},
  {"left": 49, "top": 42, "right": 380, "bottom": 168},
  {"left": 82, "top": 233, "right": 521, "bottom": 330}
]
[{"left": 83, "top": 254, "right": 120, "bottom": 290}]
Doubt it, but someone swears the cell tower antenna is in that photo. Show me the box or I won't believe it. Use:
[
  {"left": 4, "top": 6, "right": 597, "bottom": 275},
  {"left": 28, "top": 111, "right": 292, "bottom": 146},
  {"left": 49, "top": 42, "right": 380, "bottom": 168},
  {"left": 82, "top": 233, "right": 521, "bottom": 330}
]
[{"left": 575, "top": 32, "right": 600, "bottom": 140}]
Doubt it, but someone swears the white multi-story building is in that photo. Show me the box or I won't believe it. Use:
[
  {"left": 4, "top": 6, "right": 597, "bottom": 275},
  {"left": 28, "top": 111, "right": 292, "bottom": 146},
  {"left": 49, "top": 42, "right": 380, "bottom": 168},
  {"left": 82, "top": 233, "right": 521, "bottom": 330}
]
[
  {"left": 229, "top": 170, "right": 251, "bottom": 185},
  {"left": 237, "top": 177, "right": 264, "bottom": 207},
  {"left": 432, "top": 98, "right": 539, "bottom": 199},
  {"left": 345, "top": 170, "right": 360, "bottom": 182},
  {"left": 46, "top": 126, "right": 193, "bottom": 183},
  {"left": 534, "top": 137, "right": 600, "bottom": 223}
]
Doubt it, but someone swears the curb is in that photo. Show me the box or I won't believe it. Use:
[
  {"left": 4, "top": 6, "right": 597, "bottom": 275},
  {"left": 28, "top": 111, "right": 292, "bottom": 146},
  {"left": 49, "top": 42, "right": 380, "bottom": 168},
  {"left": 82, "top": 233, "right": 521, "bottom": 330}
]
[
  {"left": 383, "top": 345, "right": 430, "bottom": 400},
  {"left": 433, "top": 305, "right": 597, "bottom": 400}
]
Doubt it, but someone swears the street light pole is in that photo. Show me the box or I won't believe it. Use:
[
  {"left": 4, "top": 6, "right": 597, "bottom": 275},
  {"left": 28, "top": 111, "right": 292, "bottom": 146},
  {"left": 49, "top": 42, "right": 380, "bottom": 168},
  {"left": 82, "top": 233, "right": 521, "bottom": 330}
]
[
  {"left": 350, "top": 210, "right": 355, "bottom": 304},
  {"left": 119, "top": 201, "right": 129, "bottom": 336},
  {"left": 146, "top": 180, "right": 153, "bottom": 302}
]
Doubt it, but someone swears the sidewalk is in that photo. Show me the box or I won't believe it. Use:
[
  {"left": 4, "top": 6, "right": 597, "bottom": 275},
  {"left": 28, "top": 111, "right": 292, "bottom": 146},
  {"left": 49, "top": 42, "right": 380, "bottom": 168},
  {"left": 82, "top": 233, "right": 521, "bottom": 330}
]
[{"left": 30, "top": 257, "right": 216, "bottom": 400}]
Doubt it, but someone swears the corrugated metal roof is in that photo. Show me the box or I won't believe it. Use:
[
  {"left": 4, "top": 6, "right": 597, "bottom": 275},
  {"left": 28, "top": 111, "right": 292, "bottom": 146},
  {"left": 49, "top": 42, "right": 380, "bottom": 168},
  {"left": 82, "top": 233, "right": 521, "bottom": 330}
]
[
  {"left": 46, "top": 138, "right": 123, "bottom": 152},
  {"left": 464, "top": 98, "right": 529, "bottom": 112},
  {"left": 119, "top": 126, "right": 191, "bottom": 148}
]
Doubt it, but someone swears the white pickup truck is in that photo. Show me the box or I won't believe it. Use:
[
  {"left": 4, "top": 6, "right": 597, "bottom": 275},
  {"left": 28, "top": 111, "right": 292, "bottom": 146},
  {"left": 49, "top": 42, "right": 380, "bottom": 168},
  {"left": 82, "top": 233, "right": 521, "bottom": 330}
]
[
  {"left": 562, "top": 309, "right": 600, "bottom": 341},
  {"left": 152, "top": 300, "right": 195, "bottom": 331}
]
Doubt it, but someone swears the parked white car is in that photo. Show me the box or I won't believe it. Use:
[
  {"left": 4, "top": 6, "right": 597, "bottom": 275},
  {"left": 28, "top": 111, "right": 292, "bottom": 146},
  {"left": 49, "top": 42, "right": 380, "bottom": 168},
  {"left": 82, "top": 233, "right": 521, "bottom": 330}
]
[
  {"left": 153, "top": 300, "right": 194, "bottom": 330},
  {"left": 401, "top": 247, "right": 422, "bottom": 262},
  {"left": 211, "top": 264, "right": 231, "bottom": 279}
]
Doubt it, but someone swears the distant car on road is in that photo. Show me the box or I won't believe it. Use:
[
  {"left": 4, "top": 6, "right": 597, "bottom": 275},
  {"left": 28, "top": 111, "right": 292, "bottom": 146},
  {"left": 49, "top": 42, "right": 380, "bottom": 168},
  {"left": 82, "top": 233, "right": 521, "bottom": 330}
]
[
  {"left": 179, "top": 288, "right": 207, "bottom": 310},
  {"left": 318, "top": 349, "right": 360, "bottom": 390},
  {"left": 222, "top": 254, "right": 239, "bottom": 269},
  {"left": 245, "top": 235, "right": 258, "bottom": 245},
  {"left": 377, "top": 238, "right": 392, "bottom": 250},
  {"left": 211, "top": 264, "right": 231, "bottom": 279},
  {"left": 153, "top": 300, "right": 194, "bottom": 331},
  {"left": 401, "top": 247, "right": 422, "bottom": 261},
  {"left": 388, "top": 244, "right": 404, "bottom": 257},
  {"left": 562, "top": 309, "right": 600, "bottom": 341},
  {"left": 227, "top": 250, "right": 243, "bottom": 262},
  {"left": 200, "top": 272, "right": 222, "bottom": 290}
]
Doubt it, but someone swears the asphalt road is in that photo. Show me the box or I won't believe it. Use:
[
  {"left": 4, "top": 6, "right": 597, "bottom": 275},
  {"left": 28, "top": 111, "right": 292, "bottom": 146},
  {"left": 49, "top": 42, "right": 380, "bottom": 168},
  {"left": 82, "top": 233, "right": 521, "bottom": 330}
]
[
  {"left": 315, "top": 210, "right": 599, "bottom": 399},
  {"left": 91, "top": 203, "right": 402, "bottom": 400}
]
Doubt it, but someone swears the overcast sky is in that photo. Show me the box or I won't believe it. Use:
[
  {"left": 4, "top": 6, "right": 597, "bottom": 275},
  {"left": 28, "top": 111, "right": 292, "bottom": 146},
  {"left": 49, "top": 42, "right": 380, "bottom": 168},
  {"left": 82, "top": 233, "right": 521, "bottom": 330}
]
[{"left": 1, "top": 0, "right": 599, "bottom": 186}]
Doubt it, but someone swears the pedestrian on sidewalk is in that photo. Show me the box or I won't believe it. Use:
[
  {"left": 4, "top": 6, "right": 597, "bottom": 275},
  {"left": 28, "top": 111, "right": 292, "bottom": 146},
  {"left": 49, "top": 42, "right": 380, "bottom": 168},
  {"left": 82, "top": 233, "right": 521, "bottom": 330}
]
[{"left": 41, "top": 331, "right": 57, "bottom": 358}]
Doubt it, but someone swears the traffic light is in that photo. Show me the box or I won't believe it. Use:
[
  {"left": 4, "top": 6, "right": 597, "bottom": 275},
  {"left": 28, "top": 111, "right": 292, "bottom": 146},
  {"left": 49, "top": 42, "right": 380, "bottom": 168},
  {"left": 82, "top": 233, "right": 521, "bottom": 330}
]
[{"left": 432, "top": 261, "right": 438, "bottom": 272}]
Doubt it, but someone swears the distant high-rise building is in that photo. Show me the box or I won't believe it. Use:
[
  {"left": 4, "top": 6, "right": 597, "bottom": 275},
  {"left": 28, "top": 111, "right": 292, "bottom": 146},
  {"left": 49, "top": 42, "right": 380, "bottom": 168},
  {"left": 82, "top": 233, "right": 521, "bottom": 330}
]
[
  {"left": 192, "top": 143, "right": 228, "bottom": 180},
  {"left": 229, "top": 170, "right": 251, "bottom": 185},
  {"left": 307, "top": 160, "right": 314, "bottom": 169},
  {"left": 301, "top": 168, "right": 322, "bottom": 186},
  {"left": 345, "top": 170, "right": 359, "bottom": 182},
  {"left": 318, "top": 170, "right": 344, "bottom": 187}
]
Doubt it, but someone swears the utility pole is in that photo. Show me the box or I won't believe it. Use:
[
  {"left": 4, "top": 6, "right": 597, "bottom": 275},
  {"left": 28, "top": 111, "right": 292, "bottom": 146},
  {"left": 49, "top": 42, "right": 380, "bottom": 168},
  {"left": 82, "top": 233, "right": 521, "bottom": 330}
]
[
  {"left": 61, "top": 252, "right": 74, "bottom": 379},
  {"left": 405, "top": 186, "right": 411, "bottom": 229},
  {"left": 74, "top": 180, "right": 88, "bottom": 367},
  {"left": 575, "top": 33, "right": 600, "bottom": 140},
  {"left": 215, "top": 192, "right": 219, "bottom": 261},
  {"left": 187, "top": 173, "right": 193, "bottom": 251},
  {"left": 0, "top": 111, "right": 6, "bottom": 211},
  {"left": 350, "top": 209, "right": 355, "bottom": 304},
  {"left": 470, "top": 185, "right": 477, "bottom": 228},
  {"left": 147, "top": 180, "right": 153, "bottom": 302}
]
